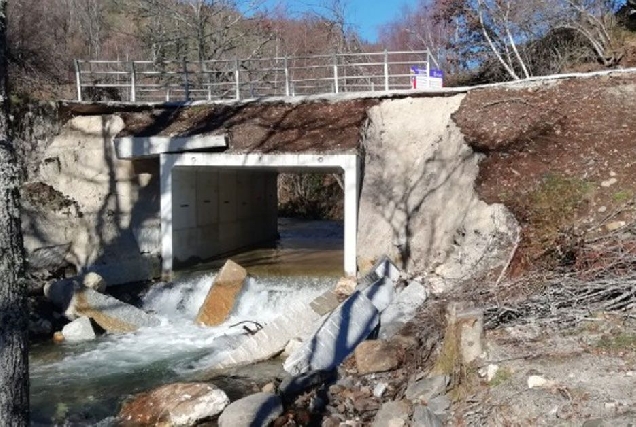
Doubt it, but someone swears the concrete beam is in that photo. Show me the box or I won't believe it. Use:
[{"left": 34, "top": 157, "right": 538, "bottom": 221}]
[{"left": 114, "top": 134, "right": 227, "bottom": 159}]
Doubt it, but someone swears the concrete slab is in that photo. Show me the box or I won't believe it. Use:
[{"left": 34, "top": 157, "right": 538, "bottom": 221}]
[
  {"left": 72, "top": 288, "right": 161, "bottom": 333},
  {"left": 378, "top": 280, "right": 428, "bottom": 339},
  {"left": 114, "top": 134, "right": 227, "bottom": 159},
  {"left": 209, "top": 291, "right": 340, "bottom": 370},
  {"left": 283, "top": 291, "right": 380, "bottom": 375},
  {"left": 359, "top": 276, "right": 396, "bottom": 313}
]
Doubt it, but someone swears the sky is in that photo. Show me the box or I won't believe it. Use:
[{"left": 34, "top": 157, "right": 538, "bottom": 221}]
[{"left": 270, "top": 0, "right": 420, "bottom": 43}]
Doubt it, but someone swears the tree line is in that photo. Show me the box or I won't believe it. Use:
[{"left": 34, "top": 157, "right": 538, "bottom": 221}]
[
  {"left": 7, "top": 0, "right": 370, "bottom": 100},
  {"left": 6, "top": 0, "right": 636, "bottom": 100},
  {"left": 379, "top": 0, "right": 636, "bottom": 85}
]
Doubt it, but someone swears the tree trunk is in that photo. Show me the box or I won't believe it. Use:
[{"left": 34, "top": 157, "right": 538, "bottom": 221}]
[{"left": 0, "top": 0, "right": 29, "bottom": 425}]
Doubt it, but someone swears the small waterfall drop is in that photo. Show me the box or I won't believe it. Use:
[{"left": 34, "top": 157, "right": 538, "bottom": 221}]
[{"left": 30, "top": 272, "right": 334, "bottom": 424}]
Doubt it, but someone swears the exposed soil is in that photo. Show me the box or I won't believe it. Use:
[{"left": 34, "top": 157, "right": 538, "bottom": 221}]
[
  {"left": 454, "top": 74, "right": 636, "bottom": 274},
  {"left": 118, "top": 99, "right": 380, "bottom": 154}
]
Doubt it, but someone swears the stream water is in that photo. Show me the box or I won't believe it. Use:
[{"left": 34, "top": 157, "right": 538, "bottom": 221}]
[{"left": 29, "top": 219, "right": 343, "bottom": 426}]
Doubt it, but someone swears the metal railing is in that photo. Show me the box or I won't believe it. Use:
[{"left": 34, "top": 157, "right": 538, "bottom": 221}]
[{"left": 74, "top": 50, "right": 439, "bottom": 102}]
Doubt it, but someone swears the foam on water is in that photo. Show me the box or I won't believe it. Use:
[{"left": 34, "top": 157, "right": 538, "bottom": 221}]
[{"left": 31, "top": 272, "right": 332, "bottom": 383}]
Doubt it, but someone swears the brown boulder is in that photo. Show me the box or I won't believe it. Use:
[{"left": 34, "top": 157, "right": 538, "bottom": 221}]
[
  {"left": 355, "top": 340, "right": 400, "bottom": 375},
  {"left": 119, "top": 382, "right": 229, "bottom": 426},
  {"left": 196, "top": 260, "right": 248, "bottom": 326}
]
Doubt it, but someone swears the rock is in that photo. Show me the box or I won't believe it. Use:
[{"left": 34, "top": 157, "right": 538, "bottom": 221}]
[
  {"left": 353, "top": 397, "right": 380, "bottom": 412},
  {"left": 196, "top": 260, "right": 249, "bottom": 326},
  {"left": 405, "top": 375, "right": 449, "bottom": 403},
  {"left": 61, "top": 316, "right": 96, "bottom": 342},
  {"left": 527, "top": 375, "right": 555, "bottom": 389},
  {"left": 29, "top": 317, "right": 53, "bottom": 336},
  {"left": 261, "top": 382, "right": 276, "bottom": 393},
  {"left": 427, "top": 395, "right": 451, "bottom": 415},
  {"left": 378, "top": 280, "right": 428, "bottom": 339},
  {"left": 373, "top": 382, "right": 388, "bottom": 398},
  {"left": 479, "top": 364, "right": 500, "bottom": 382},
  {"left": 283, "top": 291, "right": 380, "bottom": 375},
  {"left": 72, "top": 288, "right": 160, "bottom": 333},
  {"left": 335, "top": 276, "right": 357, "bottom": 296},
  {"left": 53, "top": 331, "right": 65, "bottom": 343},
  {"left": 218, "top": 392, "right": 282, "bottom": 427},
  {"left": 601, "top": 177, "right": 617, "bottom": 187},
  {"left": 279, "top": 370, "right": 337, "bottom": 403},
  {"left": 372, "top": 400, "right": 411, "bottom": 427},
  {"left": 283, "top": 338, "right": 304, "bottom": 357},
  {"left": 412, "top": 405, "right": 443, "bottom": 427},
  {"left": 606, "top": 221, "right": 626, "bottom": 232},
  {"left": 44, "top": 277, "right": 81, "bottom": 318},
  {"left": 359, "top": 276, "right": 396, "bottom": 313},
  {"left": 82, "top": 272, "right": 106, "bottom": 292},
  {"left": 355, "top": 340, "right": 400, "bottom": 374},
  {"left": 118, "top": 382, "right": 229, "bottom": 426}
]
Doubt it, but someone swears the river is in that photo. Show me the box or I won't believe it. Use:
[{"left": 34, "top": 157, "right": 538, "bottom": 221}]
[{"left": 29, "top": 219, "right": 343, "bottom": 425}]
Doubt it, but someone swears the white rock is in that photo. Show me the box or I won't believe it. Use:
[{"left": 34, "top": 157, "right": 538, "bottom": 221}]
[
  {"left": 373, "top": 382, "right": 388, "bottom": 398},
  {"left": 335, "top": 276, "right": 357, "bottom": 296},
  {"left": 527, "top": 375, "right": 555, "bottom": 389},
  {"left": 83, "top": 272, "right": 106, "bottom": 292},
  {"left": 62, "top": 316, "right": 96, "bottom": 341},
  {"left": 479, "top": 364, "right": 500, "bottom": 382},
  {"left": 601, "top": 177, "right": 618, "bottom": 187},
  {"left": 283, "top": 338, "right": 304, "bottom": 358}
]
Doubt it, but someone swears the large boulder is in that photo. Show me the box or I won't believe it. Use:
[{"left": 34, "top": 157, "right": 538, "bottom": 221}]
[
  {"left": 218, "top": 392, "right": 282, "bottom": 427},
  {"left": 61, "top": 316, "right": 96, "bottom": 342},
  {"left": 355, "top": 340, "right": 400, "bottom": 375},
  {"left": 119, "top": 382, "right": 229, "bottom": 426},
  {"left": 196, "top": 260, "right": 248, "bottom": 326}
]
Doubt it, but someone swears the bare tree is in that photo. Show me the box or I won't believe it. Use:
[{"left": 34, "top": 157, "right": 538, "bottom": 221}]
[
  {"left": 551, "top": 0, "right": 625, "bottom": 66},
  {"left": 0, "top": 0, "right": 29, "bottom": 425}
]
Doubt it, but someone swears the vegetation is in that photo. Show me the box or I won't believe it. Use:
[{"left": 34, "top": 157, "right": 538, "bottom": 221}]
[
  {"left": 4, "top": 0, "right": 636, "bottom": 100},
  {"left": 380, "top": 0, "right": 636, "bottom": 85}
]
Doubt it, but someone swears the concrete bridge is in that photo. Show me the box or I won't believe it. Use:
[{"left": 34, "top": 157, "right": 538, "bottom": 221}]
[{"left": 23, "top": 82, "right": 527, "bottom": 287}]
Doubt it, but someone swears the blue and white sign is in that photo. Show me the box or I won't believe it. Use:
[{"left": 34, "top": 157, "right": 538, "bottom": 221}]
[{"left": 410, "top": 66, "right": 444, "bottom": 89}]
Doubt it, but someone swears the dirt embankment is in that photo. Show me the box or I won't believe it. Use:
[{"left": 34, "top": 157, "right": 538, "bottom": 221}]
[
  {"left": 454, "top": 74, "right": 636, "bottom": 277},
  {"left": 118, "top": 99, "right": 378, "bottom": 154}
]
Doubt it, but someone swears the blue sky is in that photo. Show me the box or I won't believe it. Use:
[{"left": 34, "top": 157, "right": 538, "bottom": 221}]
[{"left": 269, "top": 0, "right": 420, "bottom": 43}]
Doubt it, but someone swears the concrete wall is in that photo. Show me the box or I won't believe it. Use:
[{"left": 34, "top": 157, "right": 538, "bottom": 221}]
[
  {"left": 171, "top": 167, "right": 278, "bottom": 266},
  {"left": 22, "top": 115, "right": 162, "bottom": 284},
  {"left": 357, "top": 96, "right": 519, "bottom": 291}
]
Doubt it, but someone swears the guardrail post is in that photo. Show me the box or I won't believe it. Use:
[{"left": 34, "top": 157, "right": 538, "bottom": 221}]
[
  {"left": 384, "top": 50, "right": 389, "bottom": 91},
  {"left": 234, "top": 58, "right": 241, "bottom": 100},
  {"left": 74, "top": 59, "right": 82, "bottom": 101},
  {"left": 426, "top": 50, "right": 431, "bottom": 89},
  {"left": 130, "top": 61, "right": 136, "bottom": 102},
  {"left": 182, "top": 58, "right": 190, "bottom": 101},
  {"left": 284, "top": 56, "right": 290, "bottom": 97},
  {"left": 333, "top": 54, "right": 339, "bottom": 94}
]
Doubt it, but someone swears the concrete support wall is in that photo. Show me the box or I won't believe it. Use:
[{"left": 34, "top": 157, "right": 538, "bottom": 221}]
[{"left": 171, "top": 167, "right": 278, "bottom": 265}]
